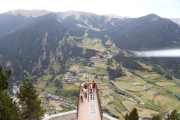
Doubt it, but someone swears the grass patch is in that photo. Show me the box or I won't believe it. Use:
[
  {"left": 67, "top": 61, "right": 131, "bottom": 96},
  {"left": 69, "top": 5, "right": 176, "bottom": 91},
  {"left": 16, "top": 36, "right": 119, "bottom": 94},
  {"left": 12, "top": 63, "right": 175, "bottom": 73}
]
[
  {"left": 101, "top": 97, "right": 110, "bottom": 106},
  {"left": 40, "top": 97, "right": 48, "bottom": 103},
  {"left": 63, "top": 83, "right": 78, "bottom": 90},
  {"left": 85, "top": 68, "right": 108, "bottom": 76},
  {"left": 164, "top": 86, "right": 180, "bottom": 92},
  {"left": 156, "top": 82, "right": 176, "bottom": 86},
  {"left": 41, "top": 75, "right": 52, "bottom": 81},
  {"left": 69, "top": 65, "right": 79, "bottom": 71},
  {"left": 39, "top": 81, "right": 47, "bottom": 89},
  {"left": 50, "top": 102, "right": 63, "bottom": 110},
  {"left": 134, "top": 70, "right": 147, "bottom": 75},
  {"left": 141, "top": 91, "right": 154, "bottom": 100},
  {"left": 110, "top": 92, "right": 135, "bottom": 103},
  {"left": 60, "top": 103, "right": 70, "bottom": 109},
  {"left": 154, "top": 94, "right": 180, "bottom": 110},
  {"left": 133, "top": 77, "right": 146, "bottom": 85},
  {"left": 137, "top": 61, "right": 152, "bottom": 70},
  {"left": 93, "top": 63, "right": 107, "bottom": 68},
  {"left": 145, "top": 83, "right": 154, "bottom": 90},
  {"left": 102, "top": 89, "right": 111, "bottom": 96},
  {"left": 172, "top": 91, "right": 180, "bottom": 97},
  {"left": 139, "top": 97, "right": 147, "bottom": 103},
  {"left": 127, "top": 77, "right": 136, "bottom": 83},
  {"left": 131, "top": 86, "right": 144, "bottom": 91},
  {"left": 115, "top": 106, "right": 125, "bottom": 113},
  {"left": 130, "top": 91, "right": 143, "bottom": 97},
  {"left": 125, "top": 102, "right": 159, "bottom": 116},
  {"left": 115, "top": 81, "right": 144, "bottom": 91},
  {"left": 104, "top": 95, "right": 109, "bottom": 99},
  {"left": 125, "top": 71, "right": 133, "bottom": 77},
  {"left": 115, "top": 77, "right": 127, "bottom": 81},
  {"left": 44, "top": 103, "right": 56, "bottom": 110},
  {"left": 144, "top": 100, "right": 159, "bottom": 110}
]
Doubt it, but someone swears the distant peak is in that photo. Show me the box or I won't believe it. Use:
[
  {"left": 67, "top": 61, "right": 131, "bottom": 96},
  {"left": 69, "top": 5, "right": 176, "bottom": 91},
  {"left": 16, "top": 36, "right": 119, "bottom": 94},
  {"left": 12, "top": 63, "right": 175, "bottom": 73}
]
[
  {"left": 5, "top": 9, "right": 51, "bottom": 17},
  {"left": 106, "top": 14, "right": 131, "bottom": 19},
  {"left": 145, "top": 14, "right": 161, "bottom": 18}
]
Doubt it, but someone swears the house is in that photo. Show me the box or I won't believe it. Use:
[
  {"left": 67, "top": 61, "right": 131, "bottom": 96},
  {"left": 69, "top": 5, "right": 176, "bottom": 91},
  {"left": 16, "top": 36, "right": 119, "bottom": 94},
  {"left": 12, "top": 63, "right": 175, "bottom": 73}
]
[
  {"left": 51, "top": 95, "right": 59, "bottom": 101},
  {"left": 47, "top": 94, "right": 52, "bottom": 98},
  {"left": 90, "top": 56, "right": 101, "bottom": 63},
  {"left": 140, "top": 116, "right": 153, "bottom": 120},
  {"left": 103, "top": 55, "right": 109, "bottom": 59},
  {"left": 73, "top": 69, "right": 83, "bottom": 74},
  {"left": 42, "top": 92, "right": 47, "bottom": 96},
  {"left": 103, "top": 76, "right": 109, "bottom": 79},
  {"left": 58, "top": 98, "right": 63, "bottom": 101},
  {"left": 63, "top": 72, "right": 79, "bottom": 83}
]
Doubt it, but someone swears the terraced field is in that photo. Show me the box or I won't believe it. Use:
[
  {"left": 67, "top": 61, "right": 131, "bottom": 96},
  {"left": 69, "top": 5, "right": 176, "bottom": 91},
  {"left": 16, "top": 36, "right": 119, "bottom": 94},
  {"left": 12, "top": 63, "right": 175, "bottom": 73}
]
[
  {"left": 154, "top": 94, "right": 180, "bottom": 110},
  {"left": 39, "top": 81, "right": 47, "bottom": 89},
  {"left": 156, "top": 82, "right": 176, "bottom": 86},
  {"left": 63, "top": 83, "right": 78, "bottom": 90},
  {"left": 125, "top": 102, "right": 159, "bottom": 116},
  {"left": 144, "top": 100, "right": 159, "bottom": 110},
  {"left": 164, "top": 86, "right": 180, "bottom": 92}
]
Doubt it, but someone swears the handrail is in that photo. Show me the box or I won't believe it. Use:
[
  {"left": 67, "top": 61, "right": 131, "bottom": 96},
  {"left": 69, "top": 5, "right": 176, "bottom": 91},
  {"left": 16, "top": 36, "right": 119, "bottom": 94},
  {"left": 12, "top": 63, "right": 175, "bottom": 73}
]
[
  {"left": 77, "top": 82, "right": 82, "bottom": 119},
  {"left": 88, "top": 85, "right": 89, "bottom": 102},
  {"left": 96, "top": 84, "right": 103, "bottom": 120}
]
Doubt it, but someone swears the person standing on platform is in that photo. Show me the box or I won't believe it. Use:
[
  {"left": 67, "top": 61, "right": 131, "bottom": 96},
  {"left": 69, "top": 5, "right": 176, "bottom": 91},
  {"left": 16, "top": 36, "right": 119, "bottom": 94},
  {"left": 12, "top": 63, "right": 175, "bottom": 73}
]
[
  {"left": 92, "top": 80, "right": 96, "bottom": 92},
  {"left": 80, "top": 93, "right": 84, "bottom": 102},
  {"left": 83, "top": 88, "right": 87, "bottom": 98},
  {"left": 90, "top": 84, "right": 93, "bottom": 93},
  {"left": 84, "top": 84, "right": 87, "bottom": 89}
]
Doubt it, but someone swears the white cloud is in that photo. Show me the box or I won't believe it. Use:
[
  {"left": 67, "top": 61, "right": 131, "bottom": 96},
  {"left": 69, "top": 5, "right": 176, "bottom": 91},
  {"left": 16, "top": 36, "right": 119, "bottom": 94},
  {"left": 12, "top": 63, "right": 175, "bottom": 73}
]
[
  {"left": 161, "top": 0, "right": 171, "bottom": 2},
  {"left": 0, "top": 0, "right": 179, "bottom": 18}
]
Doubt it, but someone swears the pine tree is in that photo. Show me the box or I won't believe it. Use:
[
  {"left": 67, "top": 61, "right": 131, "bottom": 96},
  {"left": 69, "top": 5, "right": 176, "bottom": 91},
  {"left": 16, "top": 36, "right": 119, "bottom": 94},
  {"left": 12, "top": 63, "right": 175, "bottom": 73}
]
[
  {"left": 0, "top": 66, "right": 11, "bottom": 91},
  {"left": 167, "top": 110, "right": 179, "bottom": 120},
  {"left": 17, "top": 78, "right": 46, "bottom": 120},
  {"left": 124, "top": 108, "right": 139, "bottom": 120},
  {"left": 125, "top": 113, "right": 130, "bottom": 120},
  {"left": 152, "top": 115, "right": 160, "bottom": 120},
  {"left": 0, "top": 66, "right": 20, "bottom": 120},
  {"left": 129, "top": 108, "right": 139, "bottom": 120}
]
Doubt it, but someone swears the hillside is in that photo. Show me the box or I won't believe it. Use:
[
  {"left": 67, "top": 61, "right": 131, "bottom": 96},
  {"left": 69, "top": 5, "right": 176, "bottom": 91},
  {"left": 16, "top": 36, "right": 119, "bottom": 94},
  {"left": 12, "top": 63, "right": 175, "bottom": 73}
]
[
  {"left": 91, "top": 14, "right": 180, "bottom": 51},
  {"left": 1, "top": 10, "right": 180, "bottom": 119}
]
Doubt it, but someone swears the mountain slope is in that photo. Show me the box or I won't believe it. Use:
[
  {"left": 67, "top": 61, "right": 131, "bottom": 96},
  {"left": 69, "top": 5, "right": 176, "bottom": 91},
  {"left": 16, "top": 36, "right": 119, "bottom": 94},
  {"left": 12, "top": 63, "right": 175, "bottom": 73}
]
[
  {"left": 0, "top": 10, "right": 51, "bottom": 37},
  {"left": 92, "top": 14, "right": 180, "bottom": 50},
  {"left": 0, "top": 13, "right": 69, "bottom": 89},
  {"left": 1, "top": 11, "right": 180, "bottom": 92},
  {"left": 0, "top": 14, "right": 33, "bottom": 37}
]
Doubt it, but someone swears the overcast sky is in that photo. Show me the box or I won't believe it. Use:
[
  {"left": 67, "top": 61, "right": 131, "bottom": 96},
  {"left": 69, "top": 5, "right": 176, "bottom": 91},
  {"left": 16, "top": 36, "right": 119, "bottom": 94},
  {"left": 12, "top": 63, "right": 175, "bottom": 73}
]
[{"left": 0, "top": 0, "right": 180, "bottom": 18}]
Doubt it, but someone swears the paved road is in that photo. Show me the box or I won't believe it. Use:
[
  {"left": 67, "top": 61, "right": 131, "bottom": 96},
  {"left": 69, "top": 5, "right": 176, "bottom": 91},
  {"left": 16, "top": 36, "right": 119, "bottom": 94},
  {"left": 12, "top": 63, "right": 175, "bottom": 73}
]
[
  {"left": 122, "top": 101, "right": 137, "bottom": 112},
  {"left": 109, "top": 80, "right": 144, "bottom": 105}
]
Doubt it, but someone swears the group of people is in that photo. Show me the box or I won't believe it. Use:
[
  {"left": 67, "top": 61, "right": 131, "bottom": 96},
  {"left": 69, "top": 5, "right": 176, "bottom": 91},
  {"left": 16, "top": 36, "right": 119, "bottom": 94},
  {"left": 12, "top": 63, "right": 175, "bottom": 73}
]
[{"left": 80, "top": 81, "right": 96, "bottom": 103}]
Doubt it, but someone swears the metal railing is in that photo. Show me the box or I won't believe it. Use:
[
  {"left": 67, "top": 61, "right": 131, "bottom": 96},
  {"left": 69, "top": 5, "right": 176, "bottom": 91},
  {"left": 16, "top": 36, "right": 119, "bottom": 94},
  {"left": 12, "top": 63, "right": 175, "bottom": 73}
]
[
  {"left": 95, "top": 84, "right": 103, "bottom": 120},
  {"left": 77, "top": 82, "right": 82, "bottom": 119}
]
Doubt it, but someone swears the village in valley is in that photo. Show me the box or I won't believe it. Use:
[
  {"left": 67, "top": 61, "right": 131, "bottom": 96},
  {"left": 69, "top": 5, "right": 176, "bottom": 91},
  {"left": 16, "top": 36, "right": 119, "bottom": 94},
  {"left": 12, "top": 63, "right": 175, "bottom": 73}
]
[{"left": 12, "top": 35, "right": 180, "bottom": 119}]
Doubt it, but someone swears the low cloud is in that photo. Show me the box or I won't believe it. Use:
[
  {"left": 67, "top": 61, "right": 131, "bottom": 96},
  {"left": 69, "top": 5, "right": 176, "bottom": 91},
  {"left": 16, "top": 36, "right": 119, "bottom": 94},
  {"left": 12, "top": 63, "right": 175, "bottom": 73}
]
[{"left": 134, "top": 49, "right": 180, "bottom": 57}]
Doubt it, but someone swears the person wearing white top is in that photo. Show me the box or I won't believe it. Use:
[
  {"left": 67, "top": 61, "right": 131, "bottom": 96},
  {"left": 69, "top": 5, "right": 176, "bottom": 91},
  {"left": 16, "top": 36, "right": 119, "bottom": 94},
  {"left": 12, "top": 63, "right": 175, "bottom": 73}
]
[
  {"left": 90, "top": 84, "right": 93, "bottom": 93},
  {"left": 81, "top": 83, "right": 84, "bottom": 92}
]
